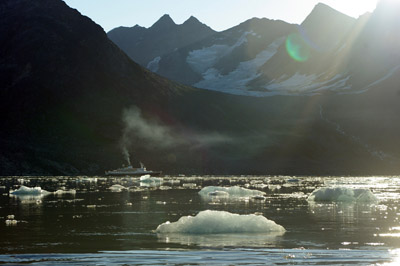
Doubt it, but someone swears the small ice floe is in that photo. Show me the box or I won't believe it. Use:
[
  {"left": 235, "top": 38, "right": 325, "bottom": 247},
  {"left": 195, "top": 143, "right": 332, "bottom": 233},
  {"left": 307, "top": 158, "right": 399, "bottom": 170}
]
[
  {"left": 5, "top": 214, "right": 18, "bottom": 226},
  {"left": 139, "top": 175, "right": 163, "bottom": 187},
  {"left": 108, "top": 184, "right": 127, "bottom": 192},
  {"left": 156, "top": 210, "right": 285, "bottom": 234},
  {"left": 10, "top": 186, "right": 50, "bottom": 196},
  {"left": 5, "top": 219, "right": 18, "bottom": 226},
  {"left": 251, "top": 195, "right": 267, "bottom": 201},
  {"left": 307, "top": 187, "right": 378, "bottom": 203},
  {"left": 198, "top": 186, "right": 265, "bottom": 199},
  {"left": 140, "top": 175, "right": 162, "bottom": 183},
  {"left": 53, "top": 189, "right": 76, "bottom": 195},
  {"left": 76, "top": 177, "right": 98, "bottom": 183}
]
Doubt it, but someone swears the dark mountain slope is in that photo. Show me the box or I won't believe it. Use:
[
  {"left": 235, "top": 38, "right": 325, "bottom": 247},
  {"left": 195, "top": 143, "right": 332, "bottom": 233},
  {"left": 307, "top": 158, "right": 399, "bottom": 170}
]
[{"left": 0, "top": 0, "right": 189, "bottom": 175}]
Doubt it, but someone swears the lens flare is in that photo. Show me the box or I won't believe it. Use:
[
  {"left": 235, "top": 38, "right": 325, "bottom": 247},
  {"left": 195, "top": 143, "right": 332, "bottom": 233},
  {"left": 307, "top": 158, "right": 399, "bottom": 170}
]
[{"left": 285, "top": 33, "right": 310, "bottom": 62}]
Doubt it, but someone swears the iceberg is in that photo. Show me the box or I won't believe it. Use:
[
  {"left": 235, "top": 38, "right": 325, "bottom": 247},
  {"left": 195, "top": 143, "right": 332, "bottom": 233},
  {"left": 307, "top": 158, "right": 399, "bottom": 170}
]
[
  {"left": 108, "top": 184, "right": 127, "bottom": 192},
  {"left": 307, "top": 187, "right": 378, "bottom": 203},
  {"left": 10, "top": 185, "right": 50, "bottom": 196},
  {"left": 156, "top": 210, "right": 285, "bottom": 234},
  {"left": 139, "top": 174, "right": 163, "bottom": 187},
  {"left": 198, "top": 186, "right": 265, "bottom": 199},
  {"left": 54, "top": 189, "right": 76, "bottom": 195},
  {"left": 139, "top": 174, "right": 163, "bottom": 183}
]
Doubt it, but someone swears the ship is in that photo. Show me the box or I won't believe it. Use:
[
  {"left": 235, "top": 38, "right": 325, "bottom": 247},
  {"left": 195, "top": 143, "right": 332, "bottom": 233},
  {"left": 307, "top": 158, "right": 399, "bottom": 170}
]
[{"left": 105, "top": 162, "right": 162, "bottom": 176}]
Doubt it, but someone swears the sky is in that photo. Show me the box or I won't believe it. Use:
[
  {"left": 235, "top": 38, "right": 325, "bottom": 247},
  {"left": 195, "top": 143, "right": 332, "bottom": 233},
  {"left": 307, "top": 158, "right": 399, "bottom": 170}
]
[{"left": 63, "top": 0, "right": 378, "bottom": 32}]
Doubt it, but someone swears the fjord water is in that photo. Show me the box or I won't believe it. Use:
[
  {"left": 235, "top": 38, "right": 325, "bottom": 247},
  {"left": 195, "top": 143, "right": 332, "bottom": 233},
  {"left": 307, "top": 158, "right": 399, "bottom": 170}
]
[{"left": 1, "top": 176, "right": 400, "bottom": 265}]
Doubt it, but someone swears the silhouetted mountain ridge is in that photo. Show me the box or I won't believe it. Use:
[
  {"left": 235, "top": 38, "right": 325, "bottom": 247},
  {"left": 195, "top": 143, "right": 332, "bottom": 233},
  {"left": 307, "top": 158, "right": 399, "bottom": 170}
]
[{"left": 107, "top": 14, "right": 216, "bottom": 67}]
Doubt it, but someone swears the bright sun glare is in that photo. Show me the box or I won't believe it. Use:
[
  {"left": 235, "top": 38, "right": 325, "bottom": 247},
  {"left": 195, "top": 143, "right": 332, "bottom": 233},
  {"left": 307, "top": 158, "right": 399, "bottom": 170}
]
[
  {"left": 324, "top": 0, "right": 378, "bottom": 18},
  {"left": 332, "top": 0, "right": 400, "bottom": 17},
  {"left": 323, "top": 0, "right": 378, "bottom": 18}
]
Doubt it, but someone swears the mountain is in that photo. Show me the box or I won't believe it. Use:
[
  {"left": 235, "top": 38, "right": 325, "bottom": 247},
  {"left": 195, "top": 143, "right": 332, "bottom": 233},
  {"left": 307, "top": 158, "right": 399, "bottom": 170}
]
[
  {"left": 109, "top": 16, "right": 296, "bottom": 88},
  {"left": 0, "top": 0, "right": 189, "bottom": 175},
  {"left": 1, "top": 0, "right": 400, "bottom": 176},
  {"left": 109, "top": 2, "right": 400, "bottom": 98},
  {"left": 107, "top": 14, "right": 216, "bottom": 69}
]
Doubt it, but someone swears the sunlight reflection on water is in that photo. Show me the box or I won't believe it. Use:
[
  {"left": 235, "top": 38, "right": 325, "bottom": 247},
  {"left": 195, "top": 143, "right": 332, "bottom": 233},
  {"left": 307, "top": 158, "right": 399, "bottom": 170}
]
[{"left": 1, "top": 175, "right": 400, "bottom": 264}]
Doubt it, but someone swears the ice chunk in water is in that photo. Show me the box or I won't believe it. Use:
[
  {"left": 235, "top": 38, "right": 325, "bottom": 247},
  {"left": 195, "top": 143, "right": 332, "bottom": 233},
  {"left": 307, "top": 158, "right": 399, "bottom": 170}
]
[
  {"left": 5, "top": 219, "right": 18, "bottom": 226},
  {"left": 108, "top": 184, "right": 127, "bottom": 192},
  {"left": 140, "top": 175, "right": 163, "bottom": 183},
  {"left": 307, "top": 187, "right": 378, "bottom": 203},
  {"left": 10, "top": 186, "right": 50, "bottom": 195},
  {"left": 156, "top": 210, "right": 285, "bottom": 234},
  {"left": 140, "top": 175, "right": 163, "bottom": 187},
  {"left": 54, "top": 189, "right": 76, "bottom": 195},
  {"left": 199, "top": 186, "right": 265, "bottom": 198}
]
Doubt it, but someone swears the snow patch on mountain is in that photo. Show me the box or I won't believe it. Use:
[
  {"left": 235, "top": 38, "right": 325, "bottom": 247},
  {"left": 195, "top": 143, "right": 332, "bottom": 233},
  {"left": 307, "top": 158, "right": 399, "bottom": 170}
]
[
  {"left": 231, "top": 31, "right": 252, "bottom": 49},
  {"left": 186, "top": 31, "right": 253, "bottom": 74},
  {"left": 265, "top": 73, "right": 351, "bottom": 94},
  {"left": 195, "top": 38, "right": 283, "bottom": 91},
  {"left": 187, "top": 45, "right": 230, "bottom": 73},
  {"left": 147, "top": 56, "right": 161, "bottom": 72},
  {"left": 196, "top": 71, "right": 353, "bottom": 97}
]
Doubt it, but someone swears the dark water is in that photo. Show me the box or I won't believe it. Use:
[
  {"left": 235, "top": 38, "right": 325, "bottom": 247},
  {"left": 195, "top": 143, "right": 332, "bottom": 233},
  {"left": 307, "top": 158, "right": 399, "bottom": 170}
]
[{"left": 1, "top": 176, "right": 400, "bottom": 265}]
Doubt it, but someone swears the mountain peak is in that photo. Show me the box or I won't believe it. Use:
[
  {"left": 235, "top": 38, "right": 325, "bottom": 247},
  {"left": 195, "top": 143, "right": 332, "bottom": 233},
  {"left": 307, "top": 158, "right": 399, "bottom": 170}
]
[
  {"left": 151, "top": 14, "right": 176, "bottom": 29},
  {"left": 314, "top": 2, "right": 332, "bottom": 10},
  {"left": 302, "top": 2, "right": 355, "bottom": 26},
  {"left": 307, "top": 2, "right": 349, "bottom": 19},
  {"left": 180, "top": 16, "right": 215, "bottom": 33},
  {"left": 183, "top": 16, "right": 200, "bottom": 24}
]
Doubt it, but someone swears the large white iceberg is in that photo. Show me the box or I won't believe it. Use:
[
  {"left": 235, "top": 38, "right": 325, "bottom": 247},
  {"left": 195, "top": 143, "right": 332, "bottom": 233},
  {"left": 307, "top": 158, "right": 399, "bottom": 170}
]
[
  {"left": 307, "top": 187, "right": 378, "bottom": 203},
  {"left": 156, "top": 210, "right": 285, "bottom": 234},
  {"left": 198, "top": 186, "right": 265, "bottom": 199},
  {"left": 10, "top": 185, "right": 50, "bottom": 196}
]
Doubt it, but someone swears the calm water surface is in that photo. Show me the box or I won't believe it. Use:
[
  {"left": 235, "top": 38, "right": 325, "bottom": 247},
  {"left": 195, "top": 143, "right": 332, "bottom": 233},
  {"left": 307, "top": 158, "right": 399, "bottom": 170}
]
[{"left": 1, "top": 176, "right": 400, "bottom": 265}]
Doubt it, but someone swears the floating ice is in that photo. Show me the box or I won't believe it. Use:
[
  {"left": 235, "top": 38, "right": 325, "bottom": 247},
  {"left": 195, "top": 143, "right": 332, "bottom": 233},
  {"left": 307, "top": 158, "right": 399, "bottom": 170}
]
[
  {"left": 10, "top": 186, "right": 50, "bottom": 196},
  {"left": 54, "top": 189, "right": 76, "bottom": 195},
  {"left": 198, "top": 186, "right": 265, "bottom": 199},
  {"left": 139, "top": 175, "right": 163, "bottom": 186},
  {"left": 140, "top": 174, "right": 161, "bottom": 182},
  {"left": 156, "top": 210, "right": 285, "bottom": 234},
  {"left": 108, "top": 184, "right": 127, "bottom": 192},
  {"left": 307, "top": 187, "right": 378, "bottom": 203},
  {"left": 5, "top": 219, "right": 18, "bottom": 226}
]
